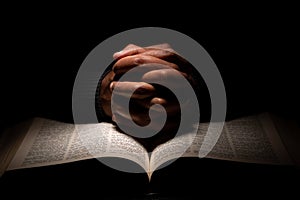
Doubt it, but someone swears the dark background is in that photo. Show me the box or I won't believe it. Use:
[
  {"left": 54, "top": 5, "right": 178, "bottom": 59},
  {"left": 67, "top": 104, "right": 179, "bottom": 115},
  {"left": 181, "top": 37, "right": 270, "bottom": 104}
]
[
  {"left": 1, "top": 8, "right": 299, "bottom": 128},
  {"left": 1, "top": 5, "right": 299, "bottom": 199}
]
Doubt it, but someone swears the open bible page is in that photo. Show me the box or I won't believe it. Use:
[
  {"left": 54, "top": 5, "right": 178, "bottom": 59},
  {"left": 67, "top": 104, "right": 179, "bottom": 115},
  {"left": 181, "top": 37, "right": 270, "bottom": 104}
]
[
  {"left": 8, "top": 118, "right": 75, "bottom": 169},
  {"left": 8, "top": 118, "right": 148, "bottom": 172},
  {"left": 0, "top": 118, "right": 33, "bottom": 175},
  {"left": 184, "top": 113, "right": 293, "bottom": 165},
  {"left": 76, "top": 123, "right": 149, "bottom": 171},
  {"left": 149, "top": 126, "right": 197, "bottom": 175}
]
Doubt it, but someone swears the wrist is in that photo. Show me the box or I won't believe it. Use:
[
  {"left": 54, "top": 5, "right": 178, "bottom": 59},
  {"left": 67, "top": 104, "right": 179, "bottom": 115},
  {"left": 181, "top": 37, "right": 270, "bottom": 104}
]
[{"left": 95, "top": 62, "right": 116, "bottom": 122}]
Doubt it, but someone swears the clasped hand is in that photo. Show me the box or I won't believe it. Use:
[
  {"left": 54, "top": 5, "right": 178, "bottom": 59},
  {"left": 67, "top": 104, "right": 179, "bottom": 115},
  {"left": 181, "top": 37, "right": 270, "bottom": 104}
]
[{"left": 100, "top": 43, "right": 197, "bottom": 135}]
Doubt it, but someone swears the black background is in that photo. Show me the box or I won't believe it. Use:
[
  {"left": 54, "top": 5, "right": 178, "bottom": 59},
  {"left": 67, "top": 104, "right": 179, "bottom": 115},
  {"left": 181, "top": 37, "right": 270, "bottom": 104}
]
[
  {"left": 1, "top": 4, "right": 299, "bottom": 199},
  {"left": 1, "top": 7, "right": 299, "bottom": 128}
]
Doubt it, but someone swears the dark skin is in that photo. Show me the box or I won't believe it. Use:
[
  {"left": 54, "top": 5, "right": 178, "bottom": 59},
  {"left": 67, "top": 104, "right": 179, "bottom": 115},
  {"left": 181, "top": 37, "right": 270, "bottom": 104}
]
[{"left": 100, "top": 44, "right": 198, "bottom": 150}]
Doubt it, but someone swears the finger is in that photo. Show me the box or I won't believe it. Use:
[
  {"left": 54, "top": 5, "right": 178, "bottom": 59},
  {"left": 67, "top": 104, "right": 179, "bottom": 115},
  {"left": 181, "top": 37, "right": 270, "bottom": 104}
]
[
  {"left": 110, "top": 81, "right": 156, "bottom": 99},
  {"left": 113, "top": 97, "right": 176, "bottom": 118},
  {"left": 113, "top": 44, "right": 145, "bottom": 59},
  {"left": 112, "top": 55, "right": 179, "bottom": 75},
  {"left": 112, "top": 104, "right": 160, "bottom": 126},
  {"left": 147, "top": 43, "right": 173, "bottom": 50},
  {"left": 113, "top": 43, "right": 174, "bottom": 60},
  {"left": 139, "top": 49, "right": 199, "bottom": 83},
  {"left": 122, "top": 44, "right": 142, "bottom": 51},
  {"left": 142, "top": 69, "right": 188, "bottom": 88},
  {"left": 140, "top": 48, "right": 189, "bottom": 66},
  {"left": 134, "top": 97, "right": 180, "bottom": 115},
  {"left": 114, "top": 47, "right": 195, "bottom": 79},
  {"left": 111, "top": 96, "right": 181, "bottom": 125}
]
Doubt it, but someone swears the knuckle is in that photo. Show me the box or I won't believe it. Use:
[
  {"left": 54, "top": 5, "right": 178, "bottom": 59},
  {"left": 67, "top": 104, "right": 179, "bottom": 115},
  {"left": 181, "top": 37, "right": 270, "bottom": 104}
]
[
  {"left": 125, "top": 43, "right": 136, "bottom": 49},
  {"left": 152, "top": 97, "right": 166, "bottom": 105},
  {"left": 136, "top": 83, "right": 150, "bottom": 93},
  {"left": 133, "top": 56, "right": 145, "bottom": 65},
  {"left": 161, "top": 49, "right": 176, "bottom": 58},
  {"left": 161, "top": 43, "right": 171, "bottom": 48}
]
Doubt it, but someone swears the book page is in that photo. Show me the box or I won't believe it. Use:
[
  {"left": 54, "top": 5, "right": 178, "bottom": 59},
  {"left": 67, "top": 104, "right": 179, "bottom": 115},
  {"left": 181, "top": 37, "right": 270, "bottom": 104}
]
[
  {"left": 184, "top": 113, "right": 293, "bottom": 165},
  {"left": 0, "top": 119, "right": 33, "bottom": 176},
  {"left": 8, "top": 118, "right": 148, "bottom": 171},
  {"left": 150, "top": 113, "right": 293, "bottom": 174},
  {"left": 149, "top": 125, "right": 198, "bottom": 174},
  {"left": 8, "top": 118, "right": 75, "bottom": 169},
  {"left": 76, "top": 123, "right": 149, "bottom": 171}
]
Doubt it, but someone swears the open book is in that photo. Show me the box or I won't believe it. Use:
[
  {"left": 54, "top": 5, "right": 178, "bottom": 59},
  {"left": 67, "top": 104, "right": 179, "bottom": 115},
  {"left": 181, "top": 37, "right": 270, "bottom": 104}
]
[{"left": 0, "top": 112, "right": 299, "bottom": 180}]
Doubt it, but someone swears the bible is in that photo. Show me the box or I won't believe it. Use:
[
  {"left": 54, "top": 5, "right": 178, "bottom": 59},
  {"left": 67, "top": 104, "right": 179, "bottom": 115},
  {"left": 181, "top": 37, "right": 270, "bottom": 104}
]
[{"left": 0, "top": 112, "right": 299, "bottom": 180}]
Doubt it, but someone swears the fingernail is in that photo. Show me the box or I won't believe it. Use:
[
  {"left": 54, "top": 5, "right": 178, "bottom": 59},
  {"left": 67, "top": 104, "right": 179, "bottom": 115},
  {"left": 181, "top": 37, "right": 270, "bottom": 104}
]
[
  {"left": 112, "top": 114, "right": 116, "bottom": 122},
  {"left": 110, "top": 82, "right": 115, "bottom": 91},
  {"left": 113, "top": 51, "right": 123, "bottom": 59}
]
